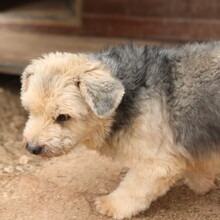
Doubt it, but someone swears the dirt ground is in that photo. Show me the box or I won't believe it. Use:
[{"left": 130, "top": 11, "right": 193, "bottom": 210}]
[{"left": 0, "top": 74, "right": 220, "bottom": 220}]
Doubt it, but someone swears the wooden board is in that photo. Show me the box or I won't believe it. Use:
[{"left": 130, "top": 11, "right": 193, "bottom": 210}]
[
  {"left": 81, "top": 0, "right": 220, "bottom": 41},
  {"left": 84, "top": 0, "right": 220, "bottom": 19},
  {"left": 0, "top": 0, "right": 82, "bottom": 27},
  {"left": 0, "top": 29, "right": 160, "bottom": 75}
]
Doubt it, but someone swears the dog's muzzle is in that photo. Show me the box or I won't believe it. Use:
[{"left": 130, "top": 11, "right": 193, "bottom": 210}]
[{"left": 26, "top": 143, "right": 43, "bottom": 155}]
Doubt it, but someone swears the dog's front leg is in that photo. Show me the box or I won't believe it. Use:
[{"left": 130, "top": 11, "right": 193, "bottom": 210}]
[{"left": 95, "top": 160, "right": 183, "bottom": 219}]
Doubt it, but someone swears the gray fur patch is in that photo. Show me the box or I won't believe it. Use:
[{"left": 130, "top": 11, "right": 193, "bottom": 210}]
[{"left": 90, "top": 42, "right": 220, "bottom": 158}]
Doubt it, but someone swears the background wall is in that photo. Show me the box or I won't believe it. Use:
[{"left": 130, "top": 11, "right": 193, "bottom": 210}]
[{"left": 1, "top": 0, "right": 220, "bottom": 41}]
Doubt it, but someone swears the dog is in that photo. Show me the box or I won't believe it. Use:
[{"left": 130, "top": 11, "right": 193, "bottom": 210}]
[{"left": 21, "top": 43, "right": 220, "bottom": 219}]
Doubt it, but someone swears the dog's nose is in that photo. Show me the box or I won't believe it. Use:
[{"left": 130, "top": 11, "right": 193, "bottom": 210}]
[{"left": 26, "top": 143, "right": 43, "bottom": 155}]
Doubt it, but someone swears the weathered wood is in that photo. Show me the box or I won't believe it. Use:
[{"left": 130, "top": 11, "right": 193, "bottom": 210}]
[
  {"left": 2, "top": 0, "right": 220, "bottom": 41},
  {"left": 84, "top": 0, "right": 220, "bottom": 19},
  {"left": 0, "top": 0, "right": 82, "bottom": 27},
  {"left": 81, "top": 14, "right": 220, "bottom": 41},
  {"left": 0, "top": 29, "right": 155, "bottom": 75},
  {"left": 82, "top": 0, "right": 220, "bottom": 40}
]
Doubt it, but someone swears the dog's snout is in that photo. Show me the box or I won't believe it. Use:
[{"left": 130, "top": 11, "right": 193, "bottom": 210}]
[{"left": 26, "top": 143, "right": 43, "bottom": 155}]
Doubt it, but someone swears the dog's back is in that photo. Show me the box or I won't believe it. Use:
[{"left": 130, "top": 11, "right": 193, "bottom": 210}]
[
  {"left": 168, "top": 42, "right": 220, "bottom": 157},
  {"left": 93, "top": 42, "right": 220, "bottom": 158}
]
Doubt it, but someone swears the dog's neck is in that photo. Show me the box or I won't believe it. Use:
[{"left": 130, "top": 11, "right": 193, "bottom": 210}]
[
  {"left": 83, "top": 45, "right": 174, "bottom": 157},
  {"left": 81, "top": 114, "right": 117, "bottom": 156},
  {"left": 89, "top": 45, "right": 173, "bottom": 134}
]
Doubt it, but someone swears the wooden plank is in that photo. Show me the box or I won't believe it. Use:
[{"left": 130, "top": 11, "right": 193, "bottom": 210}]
[
  {"left": 84, "top": 0, "right": 128, "bottom": 16},
  {"left": 84, "top": 0, "right": 220, "bottom": 19},
  {"left": 2, "top": 14, "right": 220, "bottom": 41},
  {"left": 0, "top": 0, "right": 82, "bottom": 27},
  {"left": 2, "top": 0, "right": 72, "bottom": 17},
  {"left": 0, "top": 29, "right": 157, "bottom": 75},
  {"left": 81, "top": 14, "right": 220, "bottom": 41}
]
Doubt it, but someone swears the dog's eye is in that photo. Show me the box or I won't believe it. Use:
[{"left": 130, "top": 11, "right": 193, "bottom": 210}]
[{"left": 56, "top": 114, "right": 71, "bottom": 122}]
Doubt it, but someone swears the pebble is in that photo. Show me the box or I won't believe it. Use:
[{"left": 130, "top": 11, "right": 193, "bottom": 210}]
[
  {"left": 15, "top": 166, "right": 24, "bottom": 172},
  {"left": 3, "top": 166, "right": 14, "bottom": 173},
  {"left": 19, "top": 155, "right": 29, "bottom": 165},
  {"left": 3, "top": 192, "right": 8, "bottom": 199}
]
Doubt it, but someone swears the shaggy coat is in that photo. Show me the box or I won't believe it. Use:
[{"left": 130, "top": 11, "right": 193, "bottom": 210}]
[
  {"left": 91, "top": 43, "right": 220, "bottom": 158},
  {"left": 21, "top": 42, "right": 220, "bottom": 219}
]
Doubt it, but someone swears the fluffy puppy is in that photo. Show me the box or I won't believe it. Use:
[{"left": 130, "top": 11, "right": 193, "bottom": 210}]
[{"left": 21, "top": 43, "right": 220, "bottom": 219}]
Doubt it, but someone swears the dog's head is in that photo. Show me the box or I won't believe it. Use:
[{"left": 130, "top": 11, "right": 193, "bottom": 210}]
[{"left": 21, "top": 52, "right": 124, "bottom": 158}]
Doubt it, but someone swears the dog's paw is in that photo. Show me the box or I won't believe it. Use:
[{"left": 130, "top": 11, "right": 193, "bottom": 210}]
[{"left": 95, "top": 195, "right": 134, "bottom": 220}]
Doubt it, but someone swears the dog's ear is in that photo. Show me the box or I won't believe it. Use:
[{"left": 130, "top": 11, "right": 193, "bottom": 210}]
[
  {"left": 79, "top": 67, "right": 124, "bottom": 117},
  {"left": 21, "top": 66, "right": 34, "bottom": 93}
]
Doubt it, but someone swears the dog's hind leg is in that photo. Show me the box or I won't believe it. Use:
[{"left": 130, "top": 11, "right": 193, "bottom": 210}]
[
  {"left": 95, "top": 159, "right": 184, "bottom": 219},
  {"left": 184, "top": 168, "right": 215, "bottom": 195}
]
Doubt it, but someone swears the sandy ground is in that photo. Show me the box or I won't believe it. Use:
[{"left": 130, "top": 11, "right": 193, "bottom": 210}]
[{"left": 0, "top": 74, "right": 220, "bottom": 220}]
